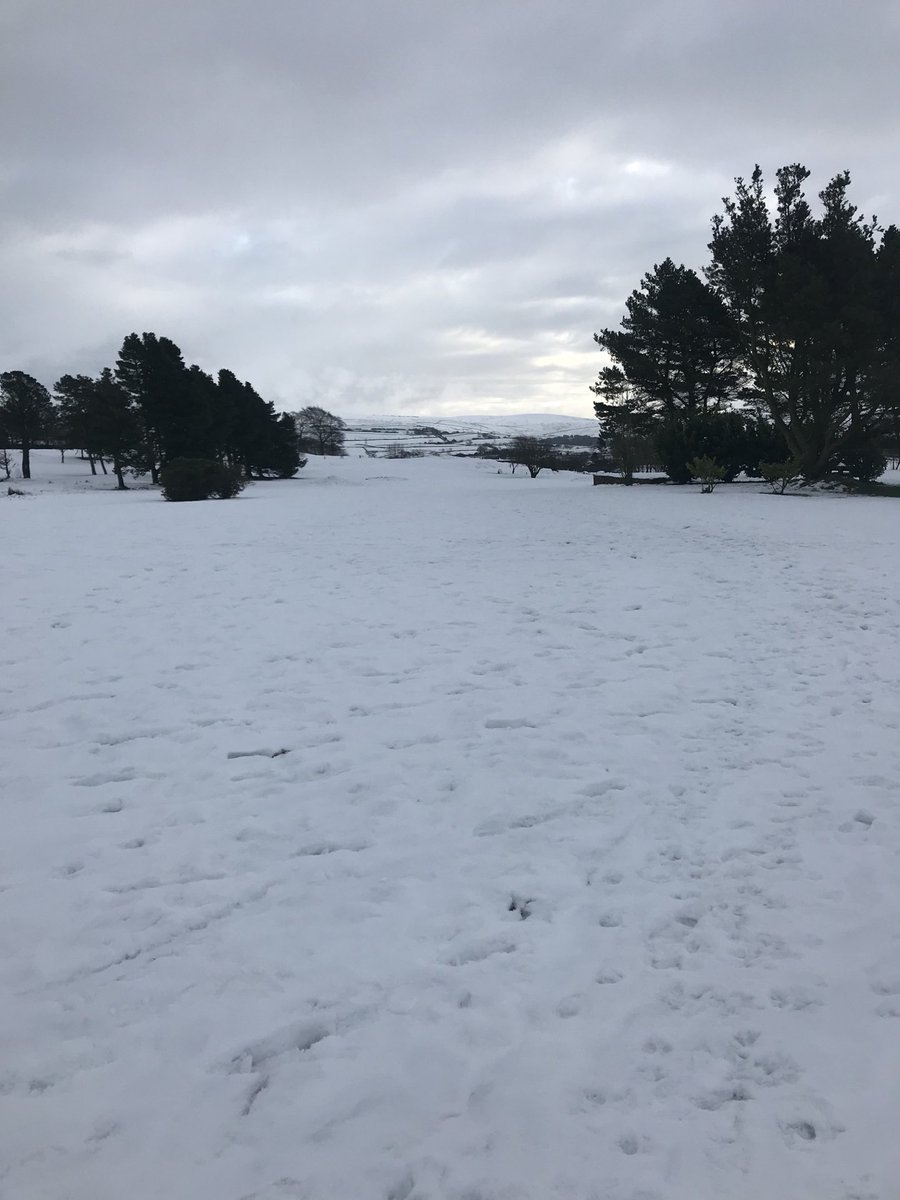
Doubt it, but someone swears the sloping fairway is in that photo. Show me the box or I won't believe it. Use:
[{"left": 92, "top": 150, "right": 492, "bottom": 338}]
[{"left": 3, "top": 455, "right": 900, "bottom": 1199}]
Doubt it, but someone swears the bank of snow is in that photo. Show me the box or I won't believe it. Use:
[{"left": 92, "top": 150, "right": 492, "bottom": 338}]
[{"left": 2, "top": 453, "right": 899, "bottom": 1200}]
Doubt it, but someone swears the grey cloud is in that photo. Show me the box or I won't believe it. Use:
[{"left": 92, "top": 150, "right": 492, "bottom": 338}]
[{"left": 2, "top": 0, "right": 899, "bottom": 416}]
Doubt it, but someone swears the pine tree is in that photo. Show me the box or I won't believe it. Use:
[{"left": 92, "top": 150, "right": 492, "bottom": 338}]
[
  {"left": 590, "top": 366, "right": 656, "bottom": 482},
  {"left": 0, "top": 371, "right": 55, "bottom": 479},
  {"left": 708, "top": 165, "right": 886, "bottom": 478},
  {"left": 595, "top": 258, "right": 742, "bottom": 419},
  {"left": 115, "top": 333, "right": 204, "bottom": 479},
  {"left": 55, "top": 373, "right": 105, "bottom": 472},
  {"left": 91, "top": 369, "right": 143, "bottom": 489}
]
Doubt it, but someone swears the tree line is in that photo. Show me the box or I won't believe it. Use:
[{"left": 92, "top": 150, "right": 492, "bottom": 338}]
[
  {"left": 593, "top": 165, "right": 900, "bottom": 484},
  {"left": 0, "top": 332, "right": 304, "bottom": 486}
]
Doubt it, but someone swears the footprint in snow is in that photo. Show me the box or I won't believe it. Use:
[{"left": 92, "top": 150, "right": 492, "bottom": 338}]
[{"left": 444, "top": 936, "right": 517, "bottom": 967}]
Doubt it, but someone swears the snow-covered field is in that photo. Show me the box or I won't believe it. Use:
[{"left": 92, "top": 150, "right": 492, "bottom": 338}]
[
  {"left": 342, "top": 413, "right": 598, "bottom": 457},
  {"left": 3, "top": 452, "right": 900, "bottom": 1200}
]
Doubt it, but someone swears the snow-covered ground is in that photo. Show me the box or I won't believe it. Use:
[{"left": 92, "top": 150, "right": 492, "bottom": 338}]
[
  {"left": 3, "top": 452, "right": 900, "bottom": 1200},
  {"left": 343, "top": 413, "right": 598, "bottom": 439},
  {"left": 342, "top": 413, "right": 598, "bottom": 457}
]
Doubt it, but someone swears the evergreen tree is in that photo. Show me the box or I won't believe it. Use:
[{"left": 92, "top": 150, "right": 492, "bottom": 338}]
[
  {"left": 215, "top": 369, "right": 248, "bottom": 471},
  {"left": 597, "top": 166, "right": 894, "bottom": 482},
  {"left": 115, "top": 333, "right": 207, "bottom": 479},
  {"left": 875, "top": 224, "right": 900, "bottom": 463},
  {"left": 590, "top": 366, "right": 656, "bottom": 482},
  {"left": 217, "top": 371, "right": 303, "bottom": 479},
  {"left": 55, "top": 373, "right": 105, "bottom": 472},
  {"left": 267, "top": 413, "right": 304, "bottom": 478},
  {"left": 90, "top": 369, "right": 143, "bottom": 489},
  {"left": 595, "top": 258, "right": 742, "bottom": 419},
  {"left": 708, "top": 165, "right": 886, "bottom": 478},
  {"left": 0, "top": 371, "right": 54, "bottom": 479}
]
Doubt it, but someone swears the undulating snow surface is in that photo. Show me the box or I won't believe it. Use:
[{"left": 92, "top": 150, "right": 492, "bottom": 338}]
[{"left": 3, "top": 454, "right": 900, "bottom": 1200}]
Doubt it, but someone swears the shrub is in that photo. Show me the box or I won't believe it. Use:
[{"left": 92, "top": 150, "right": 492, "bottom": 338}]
[
  {"left": 759, "top": 459, "right": 803, "bottom": 494},
  {"left": 657, "top": 412, "right": 769, "bottom": 483},
  {"left": 160, "top": 458, "right": 245, "bottom": 501},
  {"left": 837, "top": 440, "right": 888, "bottom": 483},
  {"left": 688, "top": 455, "right": 725, "bottom": 493}
]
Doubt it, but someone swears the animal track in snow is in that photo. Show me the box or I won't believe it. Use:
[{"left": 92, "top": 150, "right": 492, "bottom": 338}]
[
  {"left": 229, "top": 1020, "right": 330, "bottom": 1074},
  {"left": 770, "top": 985, "right": 823, "bottom": 1010},
  {"left": 694, "top": 1084, "right": 751, "bottom": 1110},
  {"left": 507, "top": 894, "right": 533, "bottom": 920},
  {"left": 444, "top": 935, "right": 516, "bottom": 966},
  {"left": 598, "top": 911, "right": 624, "bottom": 928},
  {"left": 72, "top": 769, "right": 136, "bottom": 787},
  {"left": 385, "top": 1173, "right": 416, "bottom": 1200},
  {"left": 292, "top": 840, "right": 371, "bottom": 857},
  {"left": 595, "top": 969, "right": 623, "bottom": 985},
  {"left": 226, "top": 747, "right": 292, "bottom": 760},
  {"left": 475, "top": 809, "right": 564, "bottom": 836}
]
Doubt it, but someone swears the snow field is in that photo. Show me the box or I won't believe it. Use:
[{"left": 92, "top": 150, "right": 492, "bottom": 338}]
[{"left": 2, "top": 454, "right": 900, "bottom": 1199}]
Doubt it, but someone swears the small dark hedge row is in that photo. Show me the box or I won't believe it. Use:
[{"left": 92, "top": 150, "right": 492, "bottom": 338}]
[{"left": 160, "top": 458, "right": 246, "bottom": 501}]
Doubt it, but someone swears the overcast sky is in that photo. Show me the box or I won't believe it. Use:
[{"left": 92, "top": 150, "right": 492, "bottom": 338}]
[{"left": 2, "top": 0, "right": 899, "bottom": 418}]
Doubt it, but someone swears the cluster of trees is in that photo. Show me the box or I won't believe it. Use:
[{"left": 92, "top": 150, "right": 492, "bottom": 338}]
[
  {"left": 0, "top": 333, "right": 303, "bottom": 486},
  {"left": 475, "top": 436, "right": 600, "bottom": 477},
  {"left": 594, "top": 165, "right": 900, "bottom": 484}
]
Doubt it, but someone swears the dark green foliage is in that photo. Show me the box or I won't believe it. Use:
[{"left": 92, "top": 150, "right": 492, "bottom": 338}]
[
  {"left": 596, "top": 258, "right": 742, "bottom": 418},
  {"left": 55, "top": 369, "right": 143, "bottom": 488},
  {"left": 11, "top": 332, "right": 306, "bottom": 491},
  {"left": 875, "top": 226, "right": 900, "bottom": 463},
  {"left": 115, "top": 333, "right": 195, "bottom": 479},
  {"left": 596, "top": 166, "right": 897, "bottom": 484},
  {"left": 653, "top": 420, "right": 696, "bottom": 483},
  {"left": 160, "top": 458, "right": 245, "bottom": 501},
  {"left": 836, "top": 439, "right": 887, "bottom": 483},
  {"left": 653, "top": 412, "right": 786, "bottom": 483},
  {"left": 54, "top": 374, "right": 102, "bottom": 468},
  {"left": 0, "top": 371, "right": 55, "bottom": 479},
  {"left": 112, "top": 336, "right": 305, "bottom": 484},
  {"left": 707, "top": 166, "right": 889, "bottom": 479},
  {"left": 224, "top": 377, "right": 303, "bottom": 478},
  {"left": 265, "top": 414, "right": 305, "bottom": 478},
  {"left": 91, "top": 369, "right": 144, "bottom": 489},
  {"left": 741, "top": 420, "right": 791, "bottom": 477},
  {"left": 591, "top": 366, "right": 657, "bottom": 482}
]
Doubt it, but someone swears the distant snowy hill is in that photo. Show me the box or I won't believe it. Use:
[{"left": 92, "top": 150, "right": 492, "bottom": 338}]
[
  {"left": 344, "top": 413, "right": 596, "bottom": 439},
  {"left": 342, "top": 413, "right": 597, "bottom": 456}
]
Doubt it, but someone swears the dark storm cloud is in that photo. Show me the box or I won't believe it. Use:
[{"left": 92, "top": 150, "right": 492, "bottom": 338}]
[{"left": 2, "top": 0, "right": 899, "bottom": 416}]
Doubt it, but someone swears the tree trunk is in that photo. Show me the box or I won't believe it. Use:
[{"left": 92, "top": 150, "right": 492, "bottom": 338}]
[
  {"left": 88, "top": 454, "right": 97, "bottom": 475},
  {"left": 99, "top": 457, "right": 108, "bottom": 474},
  {"left": 150, "top": 464, "right": 159, "bottom": 485},
  {"left": 21, "top": 440, "right": 31, "bottom": 479},
  {"left": 114, "top": 459, "right": 127, "bottom": 490},
  {"left": 59, "top": 448, "right": 65, "bottom": 463}
]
